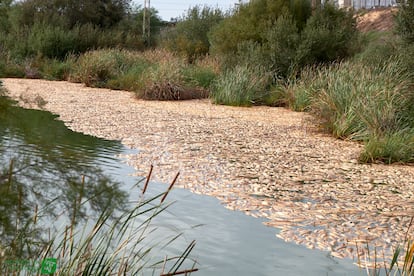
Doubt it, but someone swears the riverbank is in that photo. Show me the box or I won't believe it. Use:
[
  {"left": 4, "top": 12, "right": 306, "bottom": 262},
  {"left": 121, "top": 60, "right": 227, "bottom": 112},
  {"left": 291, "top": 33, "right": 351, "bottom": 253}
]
[{"left": 2, "top": 78, "right": 414, "bottom": 266}]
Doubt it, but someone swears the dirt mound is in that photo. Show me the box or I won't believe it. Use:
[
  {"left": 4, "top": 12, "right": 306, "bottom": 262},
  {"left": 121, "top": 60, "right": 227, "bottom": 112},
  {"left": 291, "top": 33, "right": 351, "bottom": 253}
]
[{"left": 356, "top": 8, "right": 397, "bottom": 32}]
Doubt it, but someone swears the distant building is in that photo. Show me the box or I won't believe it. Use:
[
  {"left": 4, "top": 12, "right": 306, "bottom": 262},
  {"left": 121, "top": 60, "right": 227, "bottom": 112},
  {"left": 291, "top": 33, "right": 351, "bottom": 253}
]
[
  {"left": 336, "top": 0, "right": 397, "bottom": 9},
  {"left": 311, "top": 0, "right": 398, "bottom": 9}
]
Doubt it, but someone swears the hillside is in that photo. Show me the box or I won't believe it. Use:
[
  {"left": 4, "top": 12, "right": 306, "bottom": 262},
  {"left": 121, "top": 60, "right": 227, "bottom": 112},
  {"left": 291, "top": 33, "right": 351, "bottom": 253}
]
[{"left": 356, "top": 8, "right": 397, "bottom": 32}]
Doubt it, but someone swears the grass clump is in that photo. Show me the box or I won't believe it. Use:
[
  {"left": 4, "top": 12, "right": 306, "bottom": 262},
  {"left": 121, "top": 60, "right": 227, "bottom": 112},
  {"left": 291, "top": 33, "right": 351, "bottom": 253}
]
[
  {"left": 285, "top": 57, "right": 414, "bottom": 163},
  {"left": 70, "top": 49, "right": 140, "bottom": 88},
  {"left": 132, "top": 50, "right": 212, "bottom": 100},
  {"left": 360, "top": 131, "right": 414, "bottom": 164},
  {"left": 68, "top": 49, "right": 212, "bottom": 100},
  {"left": 211, "top": 65, "right": 271, "bottom": 106}
]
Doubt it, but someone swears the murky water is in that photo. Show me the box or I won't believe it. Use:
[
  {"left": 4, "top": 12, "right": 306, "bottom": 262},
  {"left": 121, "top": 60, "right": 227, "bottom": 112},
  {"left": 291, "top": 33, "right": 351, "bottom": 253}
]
[{"left": 0, "top": 96, "right": 362, "bottom": 275}]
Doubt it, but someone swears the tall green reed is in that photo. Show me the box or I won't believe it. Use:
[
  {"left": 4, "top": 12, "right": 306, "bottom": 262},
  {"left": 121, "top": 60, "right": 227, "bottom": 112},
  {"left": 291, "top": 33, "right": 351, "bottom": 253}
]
[
  {"left": 283, "top": 58, "right": 414, "bottom": 163},
  {"left": 0, "top": 163, "right": 198, "bottom": 275},
  {"left": 211, "top": 65, "right": 272, "bottom": 106}
]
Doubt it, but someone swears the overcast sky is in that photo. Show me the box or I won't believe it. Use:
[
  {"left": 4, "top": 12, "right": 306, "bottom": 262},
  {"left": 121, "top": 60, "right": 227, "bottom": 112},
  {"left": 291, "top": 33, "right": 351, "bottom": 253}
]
[{"left": 133, "top": 0, "right": 241, "bottom": 21}]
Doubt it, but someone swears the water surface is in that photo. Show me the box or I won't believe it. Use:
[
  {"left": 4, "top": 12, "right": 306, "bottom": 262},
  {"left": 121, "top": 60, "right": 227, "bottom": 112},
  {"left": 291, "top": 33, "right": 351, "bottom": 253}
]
[{"left": 0, "top": 96, "right": 362, "bottom": 275}]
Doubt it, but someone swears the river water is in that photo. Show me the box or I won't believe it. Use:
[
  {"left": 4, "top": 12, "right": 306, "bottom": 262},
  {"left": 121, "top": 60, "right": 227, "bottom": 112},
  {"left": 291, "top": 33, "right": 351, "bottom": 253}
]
[{"left": 0, "top": 96, "right": 362, "bottom": 275}]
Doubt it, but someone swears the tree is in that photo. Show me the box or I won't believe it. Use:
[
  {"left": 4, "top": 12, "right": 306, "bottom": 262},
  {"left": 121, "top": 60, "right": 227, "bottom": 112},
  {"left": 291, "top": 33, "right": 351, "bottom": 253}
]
[
  {"left": 0, "top": 0, "right": 12, "bottom": 31},
  {"left": 295, "top": 4, "right": 357, "bottom": 67},
  {"left": 209, "top": 0, "right": 311, "bottom": 56},
  {"left": 161, "top": 5, "right": 224, "bottom": 62},
  {"left": 17, "top": 0, "right": 131, "bottom": 28}
]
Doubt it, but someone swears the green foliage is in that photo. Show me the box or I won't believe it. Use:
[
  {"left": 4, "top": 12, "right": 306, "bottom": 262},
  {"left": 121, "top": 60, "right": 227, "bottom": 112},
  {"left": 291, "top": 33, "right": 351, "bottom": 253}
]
[
  {"left": 395, "top": 0, "right": 414, "bottom": 44},
  {"left": 70, "top": 49, "right": 140, "bottom": 87},
  {"left": 0, "top": 0, "right": 12, "bottom": 31},
  {"left": 0, "top": 1, "right": 163, "bottom": 61},
  {"left": 360, "top": 130, "right": 414, "bottom": 163},
  {"left": 136, "top": 56, "right": 209, "bottom": 100},
  {"left": 17, "top": 0, "right": 131, "bottom": 28},
  {"left": 210, "top": 2, "right": 355, "bottom": 81},
  {"left": 36, "top": 58, "right": 73, "bottom": 80},
  {"left": 68, "top": 49, "right": 210, "bottom": 100},
  {"left": 27, "top": 23, "right": 76, "bottom": 59},
  {"left": 222, "top": 40, "right": 269, "bottom": 72},
  {"left": 295, "top": 4, "right": 357, "bottom": 67},
  {"left": 161, "top": 5, "right": 224, "bottom": 62},
  {"left": 0, "top": 53, "right": 25, "bottom": 78},
  {"left": 264, "top": 13, "right": 300, "bottom": 77},
  {"left": 209, "top": 0, "right": 311, "bottom": 56},
  {"left": 182, "top": 65, "right": 217, "bottom": 89},
  {"left": 285, "top": 56, "right": 414, "bottom": 163},
  {"left": 211, "top": 65, "right": 271, "bottom": 106},
  {"left": 352, "top": 31, "right": 399, "bottom": 67},
  {"left": 106, "top": 63, "right": 149, "bottom": 91}
]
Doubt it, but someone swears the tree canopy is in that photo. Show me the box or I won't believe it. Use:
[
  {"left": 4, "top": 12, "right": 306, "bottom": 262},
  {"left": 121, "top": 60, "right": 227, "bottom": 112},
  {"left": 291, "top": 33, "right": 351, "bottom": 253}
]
[{"left": 17, "top": 0, "right": 132, "bottom": 28}]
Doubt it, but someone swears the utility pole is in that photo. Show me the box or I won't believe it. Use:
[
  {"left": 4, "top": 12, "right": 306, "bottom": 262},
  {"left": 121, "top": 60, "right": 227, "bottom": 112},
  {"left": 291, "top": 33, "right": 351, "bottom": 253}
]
[{"left": 143, "top": 0, "right": 151, "bottom": 46}]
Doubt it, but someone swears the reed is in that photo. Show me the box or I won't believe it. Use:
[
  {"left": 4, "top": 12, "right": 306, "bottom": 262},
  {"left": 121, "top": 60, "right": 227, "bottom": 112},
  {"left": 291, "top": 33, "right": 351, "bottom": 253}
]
[
  {"left": 359, "top": 218, "right": 414, "bottom": 276},
  {"left": 283, "top": 57, "right": 414, "bottom": 163},
  {"left": 211, "top": 64, "right": 272, "bottom": 106},
  {"left": 0, "top": 163, "right": 198, "bottom": 275}
]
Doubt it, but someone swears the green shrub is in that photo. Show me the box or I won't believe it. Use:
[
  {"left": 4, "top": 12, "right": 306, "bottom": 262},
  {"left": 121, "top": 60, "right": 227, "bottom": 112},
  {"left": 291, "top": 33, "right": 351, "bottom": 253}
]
[
  {"left": 0, "top": 61, "right": 25, "bottom": 78},
  {"left": 264, "top": 12, "right": 300, "bottom": 78},
  {"left": 395, "top": 0, "right": 414, "bottom": 44},
  {"left": 209, "top": 0, "right": 311, "bottom": 56},
  {"left": 313, "top": 60, "right": 411, "bottom": 138},
  {"left": 296, "top": 58, "right": 414, "bottom": 163},
  {"left": 37, "top": 58, "right": 74, "bottom": 80},
  {"left": 352, "top": 31, "right": 399, "bottom": 67},
  {"left": 136, "top": 58, "right": 208, "bottom": 100},
  {"left": 161, "top": 5, "right": 224, "bottom": 62},
  {"left": 106, "top": 63, "right": 150, "bottom": 91},
  {"left": 211, "top": 65, "right": 271, "bottom": 106},
  {"left": 295, "top": 4, "right": 357, "bottom": 67},
  {"left": 70, "top": 49, "right": 138, "bottom": 87},
  {"left": 221, "top": 40, "right": 269, "bottom": 72},
  {"left": 27, "top": 23, "right": 76, "bottom": 60},
  {"left": 182, "top": 65, "right": 217, "bottom": 89},
  {"left": 276, "top": 66, "right": 326, "bottom": 111}
]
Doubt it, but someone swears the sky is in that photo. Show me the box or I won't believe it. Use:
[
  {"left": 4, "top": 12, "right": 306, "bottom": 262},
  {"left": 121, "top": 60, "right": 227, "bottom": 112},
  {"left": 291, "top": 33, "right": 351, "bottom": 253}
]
[{"left": 132, "top": 0, "right": 241, "bottom": 21}]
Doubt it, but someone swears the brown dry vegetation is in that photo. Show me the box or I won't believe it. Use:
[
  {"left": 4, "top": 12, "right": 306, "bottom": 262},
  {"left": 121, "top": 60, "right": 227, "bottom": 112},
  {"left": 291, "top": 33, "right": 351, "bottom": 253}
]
[{"left": 356, "top": 7, "right": 397, "bottom": 32}]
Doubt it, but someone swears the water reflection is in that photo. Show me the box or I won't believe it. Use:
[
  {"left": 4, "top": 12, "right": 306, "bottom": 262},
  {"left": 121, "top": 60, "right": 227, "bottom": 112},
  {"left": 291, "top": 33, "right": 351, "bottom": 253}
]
[
  {"left": 0, "top": 96, "right": 127, "bottom": 259},
  {"left": 0, "top": 95, "right": 362, "bottom": 275}
]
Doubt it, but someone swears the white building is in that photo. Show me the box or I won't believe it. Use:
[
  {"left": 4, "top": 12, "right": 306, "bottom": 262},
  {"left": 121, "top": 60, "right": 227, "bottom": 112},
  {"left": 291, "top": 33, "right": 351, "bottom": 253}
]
[{"left": 336, "top": 0, "right": 397, "bottom": 9}]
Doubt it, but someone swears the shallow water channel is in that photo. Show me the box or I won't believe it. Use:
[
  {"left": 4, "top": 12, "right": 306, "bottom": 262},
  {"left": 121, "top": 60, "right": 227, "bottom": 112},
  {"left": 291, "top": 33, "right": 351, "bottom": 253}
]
[{"left": 0, "top": 96, "right": 363, "bottom": 275}]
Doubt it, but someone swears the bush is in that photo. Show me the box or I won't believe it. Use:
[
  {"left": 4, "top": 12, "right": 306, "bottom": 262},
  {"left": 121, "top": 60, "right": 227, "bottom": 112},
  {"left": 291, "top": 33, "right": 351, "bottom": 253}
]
[
  {"left": 293, "top": 58, "right": 414, "bottom": 163},
  {"left": 136, "top": 58, "right": 209, "bottom": 100},
  {"left": 295, "top": 4, "right": 357, "bottom": 67},
  {"left": 27, "top": 23, "right": 76, "bottom": 60},
  {"left": 209, "top": 0, "right": 311, "bottom": 56},
  {"left": 160, "top": 5, "right": 224, "bottom": 62},
  {"left": 395, "top": 0, "right": 414, "bottom": 44},
  {"left": 0, "top": 58, "right": 25, "bottom": 78},
  {"left": 36, "top": 58, "right": 74, "bottom": 80},
  {"left": 70, "top": 49, "right": 139, "bottom": 87},
  {"left": 182, "top": 65, "right": 217, "bottom": 89},
  {"left": 211, "top": 65, "right": 271, "bottom": 106},
  {"left": 264, "top": 12, "right": 300, "bottom": 78},
  {"left": 352, "top": 31, "right": 399, "bottom": 67}
]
